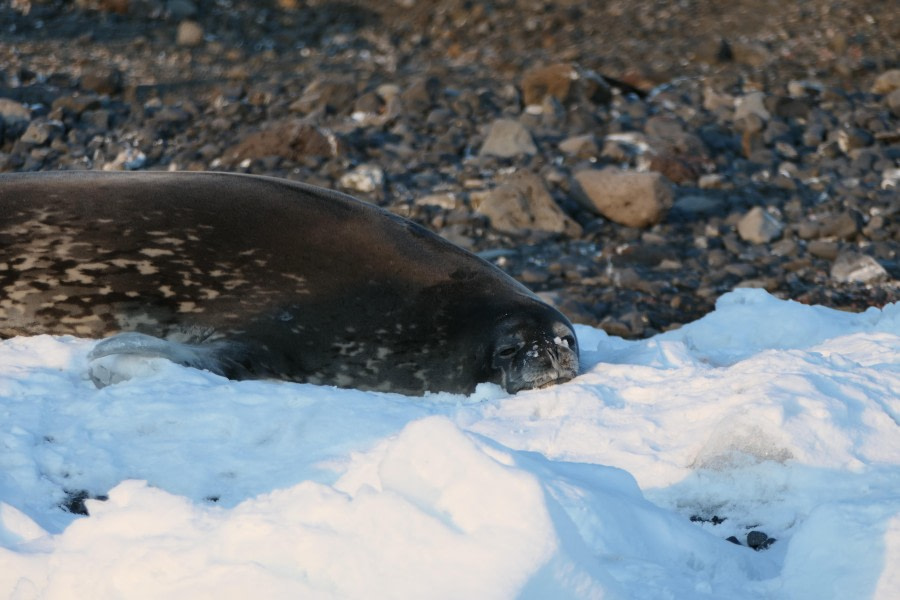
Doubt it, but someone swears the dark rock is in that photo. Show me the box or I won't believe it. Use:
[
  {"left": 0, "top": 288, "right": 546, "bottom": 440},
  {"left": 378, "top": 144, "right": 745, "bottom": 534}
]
[{"left": 746, "top": 530, "right": 775, "bottom": 551}]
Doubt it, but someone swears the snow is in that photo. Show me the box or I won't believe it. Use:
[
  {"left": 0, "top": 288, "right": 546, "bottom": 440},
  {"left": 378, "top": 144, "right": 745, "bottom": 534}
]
[{"left": 1, "top": 288, "right": 898, "bottom": 599}]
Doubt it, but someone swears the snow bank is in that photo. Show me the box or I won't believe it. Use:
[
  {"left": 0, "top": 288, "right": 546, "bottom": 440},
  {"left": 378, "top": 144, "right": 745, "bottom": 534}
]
[{"left": 1, "top": 289, "right": 898, "bottom": 598}]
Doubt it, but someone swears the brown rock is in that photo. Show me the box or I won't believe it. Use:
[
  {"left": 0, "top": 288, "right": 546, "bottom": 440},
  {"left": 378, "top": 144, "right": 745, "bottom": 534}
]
[
  {"left": 176, "top": 20, "right": 204, "bottom": 47},
  {"left": 572, "top": 167, "right": 673, "bottom": 228},
  {"left": 521, "top": 63, "right": 578, "bottom": 107},
  {"left": 872, "top": 69, "right": 900, "bottom": 94},
  {"left": 225, "top": 121, "right": 340, "bottom": 164},
  {"left": 471, "top": 171, "right": 582, "bottom": 237}
]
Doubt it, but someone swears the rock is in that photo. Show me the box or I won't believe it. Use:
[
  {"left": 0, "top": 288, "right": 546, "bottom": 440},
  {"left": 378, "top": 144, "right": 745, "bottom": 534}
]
[
  {"left": 166, "top": 0, "right": 197, "bottom": 19},
  {"left": 737, "top": 207, "right": 784, "bottom": 244},
  {"left": 837, "top": 128, "right": 873, "bottom": 153},
  {"left": 176, "top": 20, "right": 204, "bottom": 47},
  {"left": 80, "top": 68, "right": 123, "bottom": 96},
  {"left": 734, "top": 92, "right": 770, "bottom": 122},
  {"left": 52, "top": 93, "right": 102, "bottom": 116},
  {"left": 520, "top": 63, "right": 578, "bottom": 108},
  {"left": 572, "top": 167, "right": 673, "bottom": 228},
  {"left": 886, "top": 89, "right": 900, "bottom": 117},
  {"left": 746, "top": 531, "right": 774, "bottom": 551},
  {"left": 819, "top": 212, "right": 860, "bottom": 240},
  {"left": 415, "top": 193, "right": 459, "bottom": 210},
  {"left": 831, "top": 252, "right": 889, "bottom": 283},
  {"left": 0, "top": 98, "right": 31, "bottom": 123},
  {"left": 871, "top": 69, "right": 900, "bottom": 94},
  {"left": 673, "top": 194, "right": 723, "bottom": 216},
  {"left": 471, "top": 171, "right": 582, "bottom": 237},
  {"left": 290, "top": 79, "right": 357, "bottom": 115},
  {"left": 478, "top": 119, "right": 537, "bottom": 158},
  {"left": 19, "top": 119, "right": 63, "bottom": 145},
  {"left": 558, "top": 134, "right": 598, "bottom": 157},
  {"left": 102, "top": 146, "right": 147, "bottom": 170},
  {"left": 225, "top": 121, "right": 340, "bottom": 165},
  {"left": 808, "top": 240, "right": 840, "bottom": 260},
  {"left": 338, "top": 164, "right": 384, "bottom": 194}
]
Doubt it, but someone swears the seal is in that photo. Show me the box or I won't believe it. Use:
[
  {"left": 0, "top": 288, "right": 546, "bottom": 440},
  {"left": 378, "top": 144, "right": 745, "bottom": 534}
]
[{"left": 0, "top": 171, "right": 579, "bottom": 395}]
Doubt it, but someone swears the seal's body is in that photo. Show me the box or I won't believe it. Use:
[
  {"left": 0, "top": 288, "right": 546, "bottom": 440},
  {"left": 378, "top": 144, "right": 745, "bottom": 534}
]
[{"left": 0, "top": 171, "right": 578, "bottom": 395}]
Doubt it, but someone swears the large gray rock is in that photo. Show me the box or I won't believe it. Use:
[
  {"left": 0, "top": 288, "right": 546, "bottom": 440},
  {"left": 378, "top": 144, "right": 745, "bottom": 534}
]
[
  {"left": 572, "top": 167, "right": 672, "bottom": 228},
  {"left": 478, "top": 119, "right": 537, "bottom": 158},
  {"left": 471, "top": 171, "right": 581, "bottom": 237}
]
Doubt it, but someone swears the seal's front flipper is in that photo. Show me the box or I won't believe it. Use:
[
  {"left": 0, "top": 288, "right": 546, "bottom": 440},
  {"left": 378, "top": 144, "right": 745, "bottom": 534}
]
[{"left": 87, "top": 332, "right": 226, "bottom": 387}]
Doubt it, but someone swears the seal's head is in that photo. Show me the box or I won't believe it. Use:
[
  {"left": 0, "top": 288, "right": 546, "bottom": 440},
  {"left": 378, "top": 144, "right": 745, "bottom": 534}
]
[{"left": 488, "top": 306, "right": 579, "bottom": 393}]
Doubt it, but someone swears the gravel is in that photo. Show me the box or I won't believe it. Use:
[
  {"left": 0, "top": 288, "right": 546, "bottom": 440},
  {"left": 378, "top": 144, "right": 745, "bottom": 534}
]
[{"left": 1, "top": 0, "right": 897, "bottom": 337}]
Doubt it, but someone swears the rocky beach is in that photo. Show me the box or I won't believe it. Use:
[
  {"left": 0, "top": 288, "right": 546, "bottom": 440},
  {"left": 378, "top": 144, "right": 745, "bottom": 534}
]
[{"left": 2, "top": 0, "right": 898, "bottom": 336}]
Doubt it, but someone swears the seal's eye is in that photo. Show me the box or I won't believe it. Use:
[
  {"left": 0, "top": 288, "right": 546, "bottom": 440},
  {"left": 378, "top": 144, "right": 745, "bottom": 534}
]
[{"left": 497, "top": 343, "right": 521, "bottom": 358}]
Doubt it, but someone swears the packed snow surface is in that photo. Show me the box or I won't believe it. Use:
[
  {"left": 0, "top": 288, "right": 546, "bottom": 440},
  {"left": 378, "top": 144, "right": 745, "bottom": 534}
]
[{"left": 1, "top": 289, "right": 898, "bottom": 599}]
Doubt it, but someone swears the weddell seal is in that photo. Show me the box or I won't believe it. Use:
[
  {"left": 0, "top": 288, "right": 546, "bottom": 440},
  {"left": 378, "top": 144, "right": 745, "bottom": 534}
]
[{"left": 0, "top": 171, "right": 578, "bottom": 395}]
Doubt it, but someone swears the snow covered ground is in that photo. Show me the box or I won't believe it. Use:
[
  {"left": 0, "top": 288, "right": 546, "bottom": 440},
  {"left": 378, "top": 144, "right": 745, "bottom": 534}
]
[{"left": 1, "top": 288, "right": 898, "bottom": 599}]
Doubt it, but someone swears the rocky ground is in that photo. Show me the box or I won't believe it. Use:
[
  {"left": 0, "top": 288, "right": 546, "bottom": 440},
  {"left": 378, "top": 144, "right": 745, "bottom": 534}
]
[{"left": 2, "top": 0, "right": 898, "bottom": 337}]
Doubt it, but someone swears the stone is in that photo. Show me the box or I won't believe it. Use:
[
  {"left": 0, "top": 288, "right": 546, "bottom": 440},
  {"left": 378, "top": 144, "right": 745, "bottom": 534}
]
[
  {"left": 673, "top": 194, "right": 722, "bottom": 216},
  {"left": 808, "top": 240, "right": 840, "bottom": 260},
  {"left": 830, "top": 252, "right": 889, "bottom": 283},
  {"left": 225, "top": 121, "right": 340, "bottom": 164},
  {"left": 478, "top": 119, "right": 537, "bottom": 158},
  {"left": 19, "top": 120, "right": 62, "bottom": 145},
  {"left": 886, "top": 89, "right": 900, "bottom": 118},
  {"left": 558, "top": 134, "right": 598, "bottom": 157},
  {"left": 80, "top": 67, "right": 123, "bottom": 96},
  {"left": 737, "top": 207, "right": 784, "bottom": 244},
  {"left": 0, "top": 98, "right": 31, "bottom": 123},
  {"left": 338, "top": 164, "right": 384, "bottom": 194},
  {"left": 166, "top": 0, "right": 197, "bottom": 19},
  {"left": 734, "top": 92, "right": 770, "bottom": 122},
  {"left": 871, "top": 69, "right": 900, "bottom": 94},
  {"left": 471, "top": 171, "right": 582, "bottom": 237},
  {"left": 176, "top": 20, "right": 204, "bottom": 47},
  {"left": 572, "top": 167, "right": 673, "bottom": 228},
  {"left": 747, "top": 531, "right": 774, "bottom": 551},
  {"left": 520, "top": 63, "right": 578, "bottom": 107},
  {"left": 819, "top": 212, "right": 860, "bottom": 240}
]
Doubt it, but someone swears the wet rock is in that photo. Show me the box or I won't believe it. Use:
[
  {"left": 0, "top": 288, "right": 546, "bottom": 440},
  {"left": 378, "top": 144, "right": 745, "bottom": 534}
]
[
  {"left": 831, "top": 252, "right": 889, "bottom": 283},
  {"left": 746, "top": 531, "right": 775, "bottom": 551},
  {"left": 737, "top": 207, "right": 784, "bottom": 244},
  {"left": 471, "top": 171, "right": 582, "bottom": 237},
  {"left": 573, "top": 167, "right": 672, "bottom": 228},
  {"left": 479, "top": 119, "right": 537, "bottom": 158},
  {"left": 176, "top": 20, "right": 204, "bottom": 47},
  {"left": 225, "top": 121, "right": 339, "bottom": 164}
]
